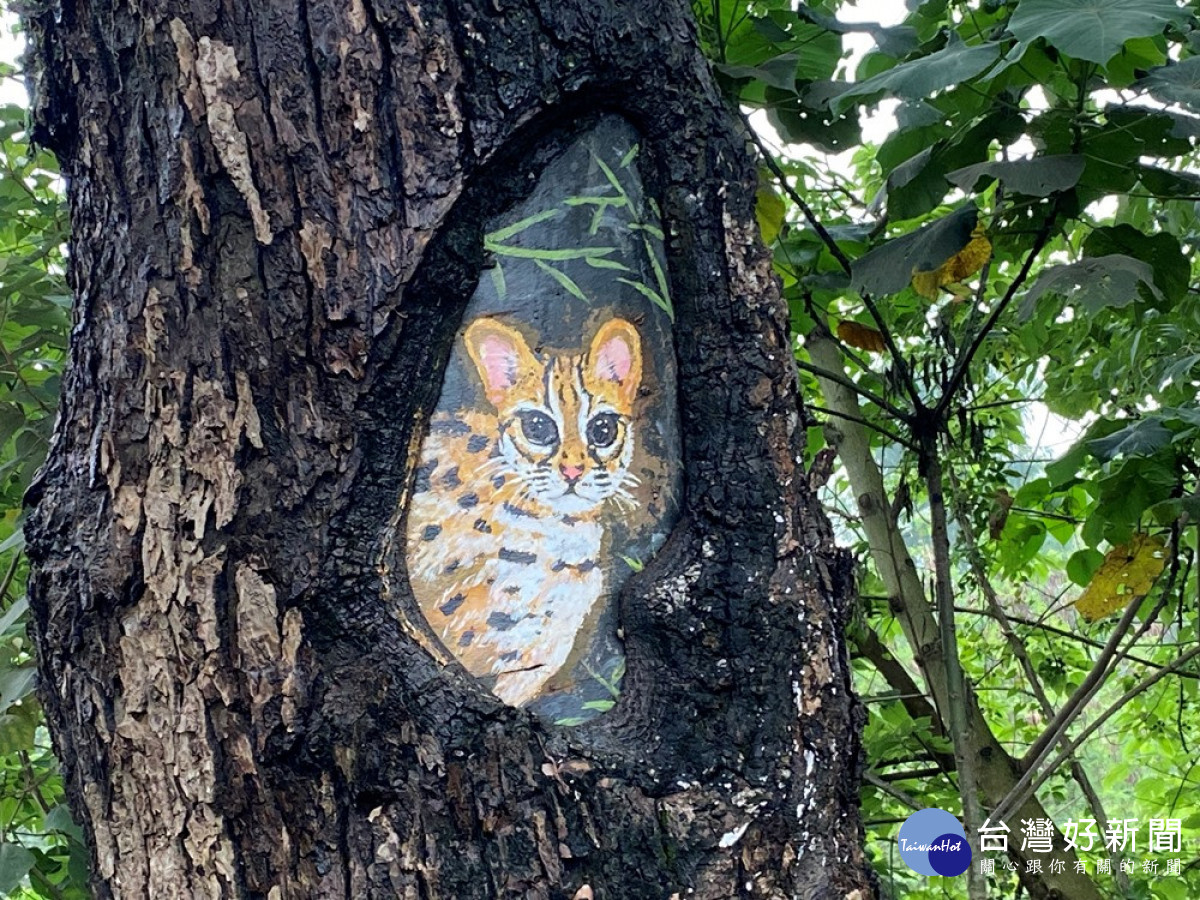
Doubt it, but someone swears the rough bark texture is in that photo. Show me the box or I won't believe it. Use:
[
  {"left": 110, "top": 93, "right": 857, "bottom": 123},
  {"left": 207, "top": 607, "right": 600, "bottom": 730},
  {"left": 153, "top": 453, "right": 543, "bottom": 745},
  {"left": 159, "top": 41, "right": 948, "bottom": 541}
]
[{"left": 24, "top": 0, "right": 874, "bottom": 897}]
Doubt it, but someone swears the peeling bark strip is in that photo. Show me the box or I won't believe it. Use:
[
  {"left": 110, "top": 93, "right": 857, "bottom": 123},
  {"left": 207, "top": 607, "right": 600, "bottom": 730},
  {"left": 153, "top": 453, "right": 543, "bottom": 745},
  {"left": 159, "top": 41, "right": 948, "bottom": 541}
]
[{"left": 24, "top": 1, "right": 874, "bottom": 898}]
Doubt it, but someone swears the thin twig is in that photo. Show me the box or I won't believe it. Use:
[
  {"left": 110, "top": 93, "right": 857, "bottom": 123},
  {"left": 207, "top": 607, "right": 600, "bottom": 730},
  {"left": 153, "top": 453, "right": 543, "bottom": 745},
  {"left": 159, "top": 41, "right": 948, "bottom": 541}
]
[
  {"left": 954, "top": 605, "right": 1200, "bottom": 680},
  {"left": 744, "top": 118, "right": 924, "bottom": 411},
  {"left": 795, "top": 358, "right": 912, "bottom": 422},
  {"left": 806, "top": 404, "right": 919, "bottom": 451},
  {"left": 934, "top": 203, "right": 1057, "bottom": 420},
  {"left": 864, "top": 772, "right": 924, "bottom": 811},
  {"left": 992, "top": 644, "right": 1200, "bottom": 827},
  {"left": 1019, "top": 598, "right": 1143, "bottom": 771}
]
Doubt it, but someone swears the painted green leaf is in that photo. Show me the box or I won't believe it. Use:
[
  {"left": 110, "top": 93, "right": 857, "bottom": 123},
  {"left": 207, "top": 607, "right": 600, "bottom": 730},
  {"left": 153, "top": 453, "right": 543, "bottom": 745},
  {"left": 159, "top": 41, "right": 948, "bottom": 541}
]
[
  {"left": 591, "top": 154, "right": 630, "bottom": 206},
  {"left": 946, "top": 155, "right": 1084, "bottom": 197},
  {"left": 485, "top": 208, "right": 563, "bottom": 243},
  {"left": 1008, "top": 0, "right": 1188, "bottom": 65},
  {"left": 618, "top": 277, "right": 672, "bottom": 320},
  {"left": 488, "top": 264, "right": 506, "bottom": 301},
  {"left": 484, "top": 243, "right": 616, "bottom": 261},
  {"left": 533, "top": 260, "right": 591, "bottom": 303},
  {"left": 583, "top": 256, "right": 632, "bottom": 273},
  {"left": 629, "top": 221, "right": 665, "bottom": 240},
  {"left": 829, "top": 35, "right": 1001, "bottom": 114}
]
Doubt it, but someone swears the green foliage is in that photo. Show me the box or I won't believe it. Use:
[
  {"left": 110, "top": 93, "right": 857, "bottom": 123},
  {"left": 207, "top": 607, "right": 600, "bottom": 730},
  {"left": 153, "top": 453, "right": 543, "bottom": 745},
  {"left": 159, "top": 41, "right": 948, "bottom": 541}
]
[
  {"left": 692, "top": 0, "right": 1200, "bottom": 895},
  {"left": 1007, "top": 0, "right": 1189, "bottom": 65}
]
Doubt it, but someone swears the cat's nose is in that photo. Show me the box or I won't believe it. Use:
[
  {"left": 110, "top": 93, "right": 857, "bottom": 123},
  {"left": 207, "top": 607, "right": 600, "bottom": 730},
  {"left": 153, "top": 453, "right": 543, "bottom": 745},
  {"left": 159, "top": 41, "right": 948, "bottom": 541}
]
[{"left": 560, "top": 463, "right": 584, "bottom": 482}]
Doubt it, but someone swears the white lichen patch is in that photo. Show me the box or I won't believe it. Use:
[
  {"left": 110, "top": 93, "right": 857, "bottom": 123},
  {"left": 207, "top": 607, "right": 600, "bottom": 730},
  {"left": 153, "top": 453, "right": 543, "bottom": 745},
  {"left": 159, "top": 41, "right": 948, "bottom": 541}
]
[{"left": 718, "top": 821, "right": 749, "bottom": 848}]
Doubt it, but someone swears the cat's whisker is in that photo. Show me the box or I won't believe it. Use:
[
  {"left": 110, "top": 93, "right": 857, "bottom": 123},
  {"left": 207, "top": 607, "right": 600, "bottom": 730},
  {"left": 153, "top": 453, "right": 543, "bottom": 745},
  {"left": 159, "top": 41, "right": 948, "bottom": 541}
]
[
  {"left": 608, "top": 496, "right": 634, "bottom": 514},
  {"left": 474, "top": 457, "right": 506, "bottom": 476},
  {"left": 612, "top": 487, "right": 639, "bottom": 510}
]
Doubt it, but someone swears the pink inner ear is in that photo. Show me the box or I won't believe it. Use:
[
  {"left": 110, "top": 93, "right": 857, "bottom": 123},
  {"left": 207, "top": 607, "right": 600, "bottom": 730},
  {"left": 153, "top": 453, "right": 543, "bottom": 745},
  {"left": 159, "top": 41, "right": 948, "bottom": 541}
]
[
  {"left": 595, "top": 336, "right": 633, "bottom": 383},
  {"left": 479, "top": 334, "right": 518, "bottom": 391}
]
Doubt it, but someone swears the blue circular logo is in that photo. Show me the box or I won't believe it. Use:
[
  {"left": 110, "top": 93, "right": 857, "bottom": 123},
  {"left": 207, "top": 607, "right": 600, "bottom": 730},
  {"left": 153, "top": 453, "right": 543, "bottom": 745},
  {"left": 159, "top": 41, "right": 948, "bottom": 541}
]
[{"left": 897, "top": 808, "right": 972, "bottom": 877}]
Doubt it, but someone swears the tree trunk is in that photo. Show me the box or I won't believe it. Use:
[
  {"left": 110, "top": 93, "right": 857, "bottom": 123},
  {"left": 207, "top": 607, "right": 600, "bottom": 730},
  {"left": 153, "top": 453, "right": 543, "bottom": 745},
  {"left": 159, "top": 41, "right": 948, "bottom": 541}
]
[{"left": 23, "top": 0, "right": 873, "bottom": 897}]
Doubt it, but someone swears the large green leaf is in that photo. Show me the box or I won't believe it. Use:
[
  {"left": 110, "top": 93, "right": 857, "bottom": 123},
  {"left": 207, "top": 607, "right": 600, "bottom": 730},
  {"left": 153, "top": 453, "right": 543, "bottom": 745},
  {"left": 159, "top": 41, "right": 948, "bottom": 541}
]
[
  {"left": 793, "top": 4, "right": 919, "bottom": 58},
  {"left": 850, "top": 206, "right": 978, "bottom": 295},
  {"left": 765, "top": 84, "right": 862, "bottom": 153},
  {"left": 716, "top": 52, "right": 806, "bottom": 91},
  {"left": 946, "top": 155, "right": 1084, "bottom": 197},
  {"left": 1088, "top": 418, "right": 1174, "bottom": 461},
  {"left": 0, "top": 842, "right": 34, "bottom": 895},
  {"left": 1019, "top": 254, "right": 1163, "bottom": 318},
  {"left": 1081, "top": 225, "right": 1189, "bottom": 304},
  {"left": 1008, "top": 0, "right": 1189, "bottom": 65},
  {"left": 1136, "top": 55, "right": 1200, "bottom": 108},
  {"left": 829, "top": 34, "right": 1001, "bottom": 114}
]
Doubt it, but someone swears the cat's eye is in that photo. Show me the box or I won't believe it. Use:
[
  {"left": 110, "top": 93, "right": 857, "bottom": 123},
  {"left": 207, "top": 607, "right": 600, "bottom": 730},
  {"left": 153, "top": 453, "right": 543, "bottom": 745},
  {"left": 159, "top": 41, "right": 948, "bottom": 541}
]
[
  {"left": 587, "top": 413, "right": 621, "bottom": 448},
  {"left": 517, "top": 411, "right": 559, "bottom": 446}
]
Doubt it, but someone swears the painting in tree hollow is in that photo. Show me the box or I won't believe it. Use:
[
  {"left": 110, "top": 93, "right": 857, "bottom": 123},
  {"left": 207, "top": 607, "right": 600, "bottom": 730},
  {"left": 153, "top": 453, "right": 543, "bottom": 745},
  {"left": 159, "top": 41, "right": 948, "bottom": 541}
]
[{"left": 401, "top": 116, "right": 681, "bottom": 724}]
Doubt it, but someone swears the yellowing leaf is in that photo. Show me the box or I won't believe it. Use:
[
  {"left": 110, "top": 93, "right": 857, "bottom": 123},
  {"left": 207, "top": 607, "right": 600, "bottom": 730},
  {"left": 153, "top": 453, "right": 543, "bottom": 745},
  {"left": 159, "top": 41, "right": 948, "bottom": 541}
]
[
  {"left": 755, "top": 185, "right": 786, "bottom": 245},
  {"left": 911, "top": 268, "right": 943, "bottom": 300},
  {"left": 837, "top": 320, "right": 887, "bottom": 353},
  {"left": 1074, "top": 534, "right": 1167, "bottom": 622},
  {"left": 912, "top": 225, "right": 992, "bottom": 299}
]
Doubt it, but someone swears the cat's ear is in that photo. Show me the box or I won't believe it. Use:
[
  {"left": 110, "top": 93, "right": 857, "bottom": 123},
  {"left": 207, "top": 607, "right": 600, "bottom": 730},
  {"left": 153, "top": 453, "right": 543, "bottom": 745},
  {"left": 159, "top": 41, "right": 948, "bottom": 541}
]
[
  {"left": 463, "top": 318, "right": 539, "bottom": 408},
  {"left": 588, "top": 318, "right": 642, "bottom": 406}
]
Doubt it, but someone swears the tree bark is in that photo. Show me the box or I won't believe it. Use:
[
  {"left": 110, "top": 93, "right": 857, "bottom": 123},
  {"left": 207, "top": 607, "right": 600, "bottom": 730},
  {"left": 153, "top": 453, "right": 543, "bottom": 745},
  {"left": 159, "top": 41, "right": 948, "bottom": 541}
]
[{"left": 23, "top": 0, "right": 873, "bottom": 897}]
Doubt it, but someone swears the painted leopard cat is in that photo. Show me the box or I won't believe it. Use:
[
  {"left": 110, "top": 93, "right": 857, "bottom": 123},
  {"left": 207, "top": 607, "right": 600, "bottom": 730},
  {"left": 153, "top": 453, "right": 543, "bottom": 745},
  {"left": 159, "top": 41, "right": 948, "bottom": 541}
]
[{"left": 406, "top": 317, "right": 643, "bottom": 706}]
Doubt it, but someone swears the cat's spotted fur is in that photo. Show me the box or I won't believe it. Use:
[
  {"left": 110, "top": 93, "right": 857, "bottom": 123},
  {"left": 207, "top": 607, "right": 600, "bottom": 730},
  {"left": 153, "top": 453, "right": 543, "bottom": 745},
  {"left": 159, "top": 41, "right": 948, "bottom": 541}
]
[{"left": 406, "top": 317, "right": 642, "bottom": 706}]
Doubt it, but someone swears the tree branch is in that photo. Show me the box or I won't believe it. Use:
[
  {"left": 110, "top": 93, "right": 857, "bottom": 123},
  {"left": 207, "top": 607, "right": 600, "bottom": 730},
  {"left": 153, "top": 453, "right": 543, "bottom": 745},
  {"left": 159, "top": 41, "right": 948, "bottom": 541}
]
[
  {"left": 991, "top": 644, "right": 1200, "bottom": 828},
  {"left": 806, "top": 404, "right": 919, "bottom": 451},
  {"left": 795, "top": 358, "right": 911, "bottom": 422},
  {"left": 923, "top": 450, "right": 986, "bottom": 900},
  {"left": 746, "top": 121, "right": 923, "bottom": 411},
  {"left": 934, "top": 202, "right": 1057, "bottom": 420}
]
